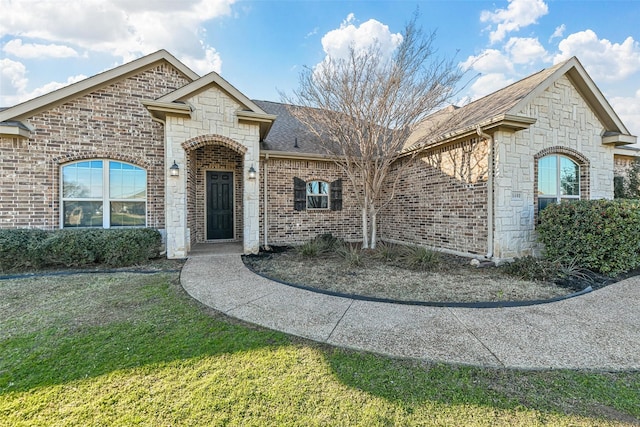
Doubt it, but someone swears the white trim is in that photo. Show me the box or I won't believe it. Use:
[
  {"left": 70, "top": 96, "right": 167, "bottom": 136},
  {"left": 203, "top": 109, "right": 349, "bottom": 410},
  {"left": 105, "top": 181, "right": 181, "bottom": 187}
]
[
  {"left": 60, "top": 159, "right": 148, "bottom": 229},
  {"left": 0, "top": 50, "right": 198, "bottom": 122}
]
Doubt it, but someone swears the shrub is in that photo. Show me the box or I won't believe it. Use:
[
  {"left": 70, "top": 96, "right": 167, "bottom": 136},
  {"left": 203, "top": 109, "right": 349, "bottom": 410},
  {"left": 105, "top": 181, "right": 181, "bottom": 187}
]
[
  {"left": 296, "top": 240, "right": 322, "bottom": 257},
  {"left": 0, "top": 228, "right": 162, "bottom": 272},
  {"left": 372, "top": 241, "right": 400, "bottom": 262},
  {"left": 537, "top": 199, "right": 640, "bottom": 275},
  {"left": 98, "top": 228, "right": 162, "bottom": 267},
  {"left": 296, "top": 233, "right": 343, "bottom": 257},
  {"left": 335, "top": 243, "right": 364, "bottom": 267},
  {"left": 0, "top": 228, "right": 48, "bottom": 272},
  {"left": 39, "top": 229, "right": 101, "bottom": 268},
  {"left": 500, "top": 256, "right": 561, "bottom": 282},
  {"left": 399, "top": 245, "right": 440, "bottom": 271}
]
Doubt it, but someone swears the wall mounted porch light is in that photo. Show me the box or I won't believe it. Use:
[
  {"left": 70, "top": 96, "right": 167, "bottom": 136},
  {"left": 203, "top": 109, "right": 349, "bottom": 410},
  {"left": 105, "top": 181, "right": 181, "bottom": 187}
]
[
  {"left": 248, "top": 165, "right": 257, "bottom": 180},
  {"left": 169, "top": 161, "right": 180, "bottom": 177}
]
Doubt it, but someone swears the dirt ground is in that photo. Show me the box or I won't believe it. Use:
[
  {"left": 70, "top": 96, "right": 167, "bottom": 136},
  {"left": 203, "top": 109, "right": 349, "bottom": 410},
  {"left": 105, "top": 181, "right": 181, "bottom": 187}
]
[{"left": 243, "top": 248, "right": 588, "bottom": 303}]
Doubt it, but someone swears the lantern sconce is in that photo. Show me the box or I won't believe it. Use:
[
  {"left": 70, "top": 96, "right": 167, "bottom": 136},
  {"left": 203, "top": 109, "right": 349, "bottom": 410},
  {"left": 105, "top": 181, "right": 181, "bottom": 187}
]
[
  {"left": 248, "top": 165, "right": 257, "bottom": 180},
  {"left": 169, "top": 161, "right": 179, "bottom": 177}
]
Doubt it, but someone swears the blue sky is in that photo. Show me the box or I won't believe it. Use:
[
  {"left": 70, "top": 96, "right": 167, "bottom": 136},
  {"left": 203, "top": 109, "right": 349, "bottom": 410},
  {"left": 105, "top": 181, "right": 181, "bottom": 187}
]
[{"left": 1, "top": 0, "right": 639, "bottom": 136}]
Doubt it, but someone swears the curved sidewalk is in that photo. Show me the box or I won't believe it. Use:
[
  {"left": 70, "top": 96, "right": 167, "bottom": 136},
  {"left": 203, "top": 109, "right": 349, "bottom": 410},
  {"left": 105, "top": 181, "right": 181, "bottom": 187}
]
[{"left": 181, "top": 252, "right": 640, "bottom": 371}]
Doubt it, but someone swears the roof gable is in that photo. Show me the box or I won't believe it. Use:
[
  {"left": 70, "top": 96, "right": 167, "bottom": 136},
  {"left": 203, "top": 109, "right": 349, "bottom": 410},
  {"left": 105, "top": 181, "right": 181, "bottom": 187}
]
[
  {"left": 0, "top": 50, "right": 199, "bottom": 123},
  {"left": 409, "top": 57, "right": 636, "bottom": 149},
  {"left": 508, "top": 57, "right": 631, "bottom": 136},
  {"left": 144, "top": 71, "right": 276, "bottom": 140}
]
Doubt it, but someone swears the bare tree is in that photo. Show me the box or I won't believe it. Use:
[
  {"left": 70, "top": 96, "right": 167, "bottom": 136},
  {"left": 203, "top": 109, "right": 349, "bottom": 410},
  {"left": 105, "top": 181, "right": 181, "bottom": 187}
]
[{"left": 283, "top": 15, "right": 464, "bottom": 249}]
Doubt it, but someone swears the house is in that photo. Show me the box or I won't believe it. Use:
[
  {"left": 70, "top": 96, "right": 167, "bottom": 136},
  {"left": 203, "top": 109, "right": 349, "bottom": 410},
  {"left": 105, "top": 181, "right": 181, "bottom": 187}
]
[{"left": 0, "top": 50, "right": 636, "bottom": 261}]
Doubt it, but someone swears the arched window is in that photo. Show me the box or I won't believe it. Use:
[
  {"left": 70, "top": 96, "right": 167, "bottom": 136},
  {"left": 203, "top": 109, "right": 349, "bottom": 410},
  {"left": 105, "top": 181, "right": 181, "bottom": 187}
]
[
  {"left": 61, "top": 160, "right": 147, "bottom": 228},
  {"left": 537, "top": 155, "right": 580, "bottom": 212}
]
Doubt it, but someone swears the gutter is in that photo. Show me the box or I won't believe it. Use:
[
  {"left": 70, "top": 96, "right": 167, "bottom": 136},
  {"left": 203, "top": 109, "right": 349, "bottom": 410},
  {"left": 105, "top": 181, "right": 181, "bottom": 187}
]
[
  {"left": 477, "top": 126, "right": 494, "bottom": 260},
  {"left": 263, "top": 153, "right": 270, "bottom": 250}
]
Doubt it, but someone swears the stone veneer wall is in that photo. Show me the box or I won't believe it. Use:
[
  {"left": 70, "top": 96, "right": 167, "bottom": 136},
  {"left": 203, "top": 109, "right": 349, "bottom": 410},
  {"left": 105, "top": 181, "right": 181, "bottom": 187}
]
[
  {"left": 259, "top": 157, "right": 361, "bottom": 246},
  {"left": 164, "top": 86, "right": 261, "bottom": 257},
  {"left": 0, "top": 63, "right": 191, "bottom": 230},
  {"left": 378, "top": 137, "right": 490, "bottom": 256},
  {"left": 492, "top": 74, "right": 614, "bottom": 259},
  {"left": 192, "top": 145, "right": 244, "bottom": 243}
]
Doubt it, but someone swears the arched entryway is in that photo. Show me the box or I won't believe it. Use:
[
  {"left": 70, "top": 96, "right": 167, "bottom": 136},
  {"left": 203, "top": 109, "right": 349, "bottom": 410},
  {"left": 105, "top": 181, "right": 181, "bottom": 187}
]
[{"left": 182, "top": 135, "right": 249, "bottom": 247}]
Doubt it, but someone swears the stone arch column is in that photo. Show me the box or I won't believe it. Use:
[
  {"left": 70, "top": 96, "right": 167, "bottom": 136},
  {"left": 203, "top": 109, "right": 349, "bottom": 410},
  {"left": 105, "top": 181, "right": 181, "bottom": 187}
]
[{"left": 164, "top": 134, "right": 259, "bottom": 258}]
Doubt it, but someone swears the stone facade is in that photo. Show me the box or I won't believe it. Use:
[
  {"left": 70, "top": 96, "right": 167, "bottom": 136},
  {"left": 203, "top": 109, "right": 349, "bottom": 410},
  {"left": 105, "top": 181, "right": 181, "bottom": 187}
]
[
  {"left": 0, "top": 63, "right": 190, "bottom": 231},
  {"left": 379, "top": 137, "right": 490, "bottom": 256},
  {"left": 163, "top": 87, "right": 261, "bottom": 258},
  {"left": 492, "top": 75, "right": 615, "bottom": 259},
  {"left": 259, "top": 157, "right": 361, "bottom": 246}
]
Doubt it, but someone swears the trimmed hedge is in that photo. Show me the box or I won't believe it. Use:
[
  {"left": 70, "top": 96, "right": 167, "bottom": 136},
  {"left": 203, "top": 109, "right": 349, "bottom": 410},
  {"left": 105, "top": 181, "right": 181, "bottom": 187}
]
[
  {"left": 0, "top": 228, "right": 162, "bottom": 273},
  {"left": 537, "top": 199, "right": 640, "bottom": 275}
]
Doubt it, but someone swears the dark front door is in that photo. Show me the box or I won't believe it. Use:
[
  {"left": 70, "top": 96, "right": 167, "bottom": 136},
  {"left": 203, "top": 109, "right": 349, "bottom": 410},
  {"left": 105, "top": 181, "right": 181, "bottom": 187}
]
[{"left": 207, "top": 171, "right": 234, "bottom": 240}]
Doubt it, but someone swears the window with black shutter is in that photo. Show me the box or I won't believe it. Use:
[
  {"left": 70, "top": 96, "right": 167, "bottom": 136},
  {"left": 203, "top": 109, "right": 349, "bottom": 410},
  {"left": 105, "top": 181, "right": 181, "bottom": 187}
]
[
  {"left": 293, "top": 177, "right": 343, "bottom": 211},
  {"left": 330, "top": 179, "right": 342, "bottom": 211},
  {"left": 293, "top": 177, "right": 306, "bottom": 211}
]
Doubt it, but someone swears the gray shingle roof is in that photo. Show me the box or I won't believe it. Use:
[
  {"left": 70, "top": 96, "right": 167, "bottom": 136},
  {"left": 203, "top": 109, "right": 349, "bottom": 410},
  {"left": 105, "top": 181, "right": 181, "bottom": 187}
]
[
  {"left": 406, "top": 60, "right": 569, "bottom": 149},
  {"left": 252, "top": 100, "right": 326, "bottom": 154}
]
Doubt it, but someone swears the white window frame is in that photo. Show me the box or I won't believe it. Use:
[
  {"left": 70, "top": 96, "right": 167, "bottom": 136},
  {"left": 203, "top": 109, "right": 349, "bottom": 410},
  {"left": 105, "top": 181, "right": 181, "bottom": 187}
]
[
  {"left": 538, "top": 154, "right": 580, "bottom": 212},
  {"left": 306, "top": 180, "right": 330, "bottom": 210},
  {"left": 60, "top": 160, "right": 147, "bottom": 228}
]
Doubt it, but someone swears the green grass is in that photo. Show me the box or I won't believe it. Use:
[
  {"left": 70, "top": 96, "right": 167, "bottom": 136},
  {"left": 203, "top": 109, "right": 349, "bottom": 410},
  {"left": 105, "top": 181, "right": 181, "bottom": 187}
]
[{"left": 1, "top": 271, "right": 639, "bottom": 426}]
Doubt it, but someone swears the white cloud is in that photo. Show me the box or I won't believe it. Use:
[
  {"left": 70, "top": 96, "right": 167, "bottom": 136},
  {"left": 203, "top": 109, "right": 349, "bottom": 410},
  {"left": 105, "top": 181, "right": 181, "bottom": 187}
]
[
  {"left": 467, "top": 73, "right": 515, "bottom": 101},
  {"left": 3, "top": 39, "right": 79, "bottom": 59},
  {"left": 0, "top": 59, "right": 86, "bottom": 107},
  {"left": 504, "top": 37, "right": 549, "bottom": 64},
  {"left": 554, "top": 30, "right": 640, "bottom": 82},
  {"left": 480, "top": 0, "right": 549, "bottom": 43},
  {"left": 0, "top": 58, "right": 28, "bottom": 101},
  {"left": 181, "top": 46, "right": 223, "bottom": 76},
  {"left": 0, "top": 0, "right": 235, "bottom": 65},
  {"left": 549, "top": 24, "right": 565, "bottom": 42},
  {"left": 461, "top": 49, "right": 514, "bottom": 75},
  {"left": 320, "top": 14, "right": 403, "bottom": 62},
  {"left": 611, "top": 89, "right": 640, "bottom": 137}
]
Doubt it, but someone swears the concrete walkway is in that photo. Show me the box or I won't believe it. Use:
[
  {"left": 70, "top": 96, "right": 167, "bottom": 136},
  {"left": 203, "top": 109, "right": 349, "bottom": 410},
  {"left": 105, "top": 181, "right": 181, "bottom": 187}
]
[{"left": 181, "top": 250, "right": 640, "bottom": 371}]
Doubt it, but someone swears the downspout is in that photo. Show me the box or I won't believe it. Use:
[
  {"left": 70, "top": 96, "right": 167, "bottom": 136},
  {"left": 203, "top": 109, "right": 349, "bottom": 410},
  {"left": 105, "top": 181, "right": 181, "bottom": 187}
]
[
  {"left": 477, "top": 126, "right": 494, "bottom": 260},
  {"left": 263, "top": 153, "right": 270, "bottom": 250}
]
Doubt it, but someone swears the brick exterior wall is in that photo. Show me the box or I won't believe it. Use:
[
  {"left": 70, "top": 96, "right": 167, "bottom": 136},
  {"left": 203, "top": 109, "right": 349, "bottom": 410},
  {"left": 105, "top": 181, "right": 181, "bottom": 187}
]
[
  {"left": 0, "top": 62, "right": 191, "bottom": 230},
  {"left": 379, "top": 137, "right": 490, "bottom": 256},
  {"left": 259, "top": 157, "right": 361, "bottom": 246}
]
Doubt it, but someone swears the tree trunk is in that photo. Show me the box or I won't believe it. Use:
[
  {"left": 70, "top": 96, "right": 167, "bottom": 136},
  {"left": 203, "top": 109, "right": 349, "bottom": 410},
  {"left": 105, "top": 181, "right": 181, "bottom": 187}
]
[
  {"left": 361, "top": 204, "right": 369, "bottom": 249},
  {"left": 370, "top": 209, "right": 377, "bottom": 249}
]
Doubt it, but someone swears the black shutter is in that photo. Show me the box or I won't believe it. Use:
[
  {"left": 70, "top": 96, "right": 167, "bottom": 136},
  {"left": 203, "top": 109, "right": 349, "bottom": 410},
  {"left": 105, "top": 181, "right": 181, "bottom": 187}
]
[
  {"left": 330, "top": 179, "right": 342, "bottom": 211},
  {"left": 294, "top": 177, "right": 306, "bottom": 211}
]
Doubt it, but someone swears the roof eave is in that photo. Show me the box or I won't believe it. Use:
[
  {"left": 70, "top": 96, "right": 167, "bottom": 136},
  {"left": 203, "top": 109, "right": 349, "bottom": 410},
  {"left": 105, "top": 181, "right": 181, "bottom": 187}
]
[
  {"left": 237, "top": 110, "right": 277, "bottom": 140},
  {"left": 0, "top": 124, "right": 31, "bottom": 138},
  {"left": 0, "top": 50, "right": 198, "bottom": 123},
  {"left": 141, "top": 99, "right": 192, "bottom": 121},
  {"left": 602, "top": 133, "right": 637, "bottom": 146},
  {"left": 404, "top": 114, "right": 537, "bottom": 154}
]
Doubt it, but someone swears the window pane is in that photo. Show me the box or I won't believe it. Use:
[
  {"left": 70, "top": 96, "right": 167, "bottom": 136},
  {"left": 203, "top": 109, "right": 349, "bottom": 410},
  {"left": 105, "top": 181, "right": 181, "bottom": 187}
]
[
  {"left": 63, "top": 201, "right": 103, "bottom": 227},
  {"left": 307, "top": 181, "right": 328, "bottom": 195},
  {"left": 538, "top": 197, "right": 556, "bottom": 214},
  {"left": 110, "top": 202, "right": 146, "bottom": 226},
  {"left": 62, "top": 161, "right": 103, "bottom": 198},
  {"left": 560, "top": 157, "right": 579, "bottom": 196},
  {"left": 307, "top": 195, "right": 328, "bottom": 209},
  {"left": 537, "top": 156, "right": 557, "bottom": 196},
  {"left": 109, "top": 161, "right": 146, "bottom": 199}
]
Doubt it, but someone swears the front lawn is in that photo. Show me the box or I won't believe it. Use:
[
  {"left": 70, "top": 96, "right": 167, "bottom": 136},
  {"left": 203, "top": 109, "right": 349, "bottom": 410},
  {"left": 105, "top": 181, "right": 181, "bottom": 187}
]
[{"left": 1, "top": 271, "right": 638, "bottom": 426}]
